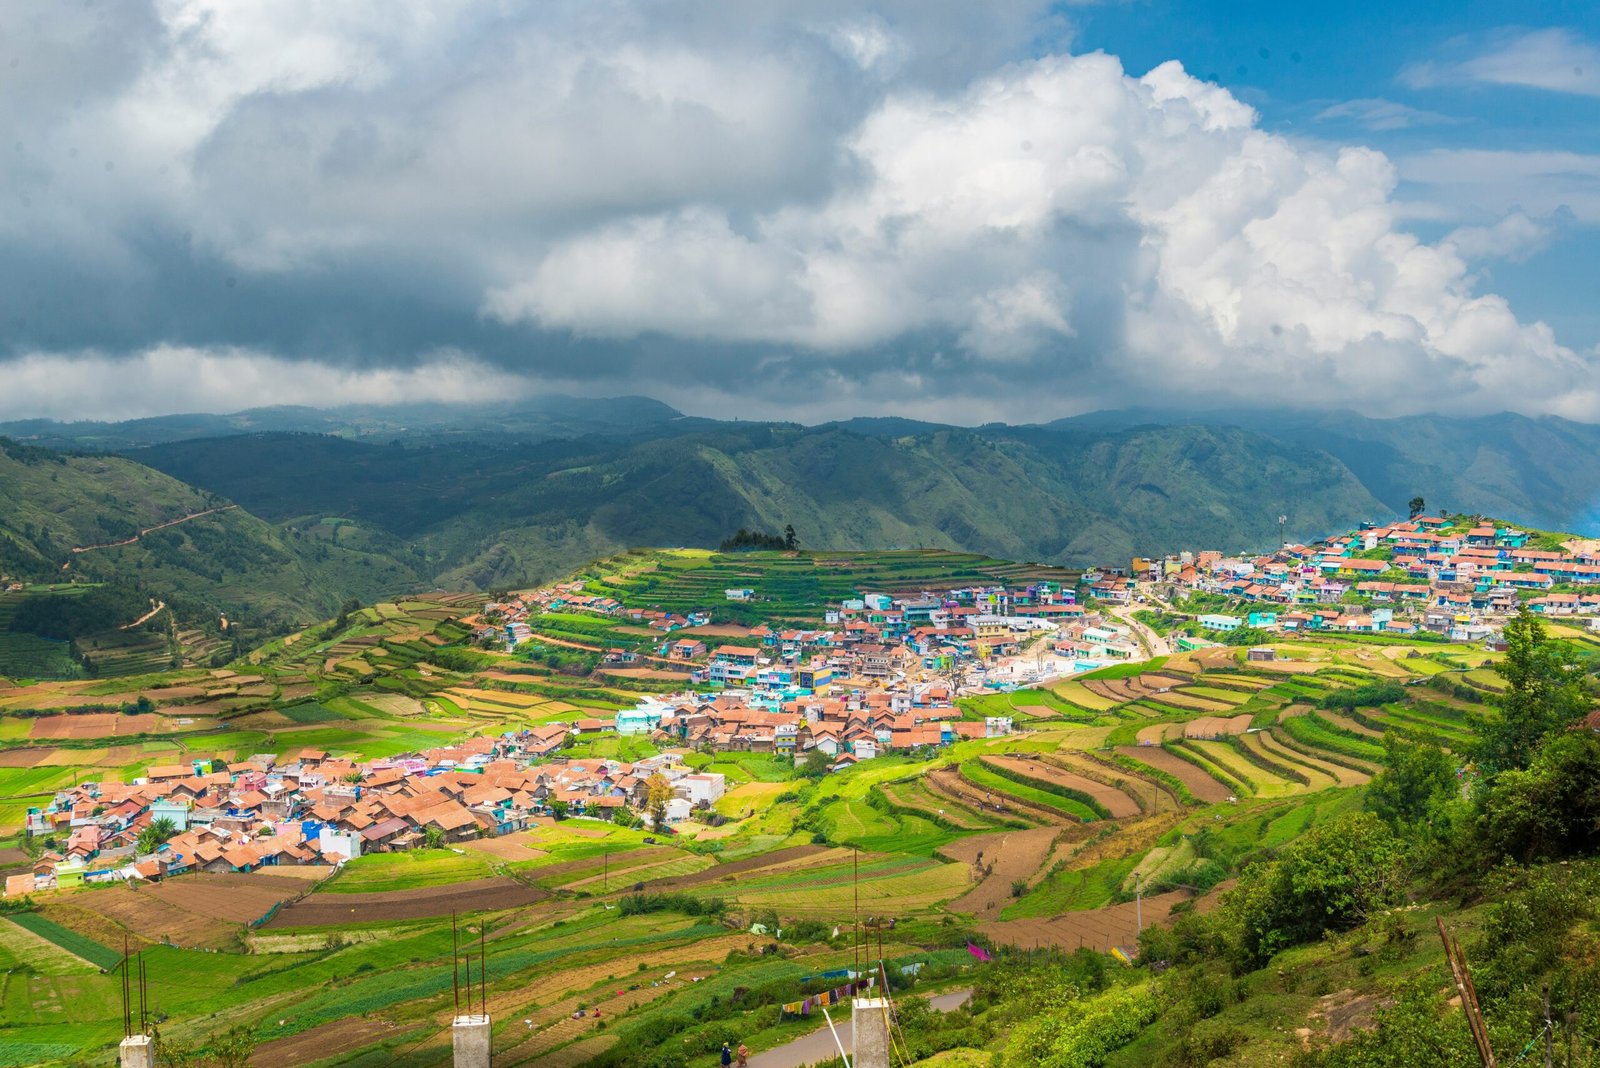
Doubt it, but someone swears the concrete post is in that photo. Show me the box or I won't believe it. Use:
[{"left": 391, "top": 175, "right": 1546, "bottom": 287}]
[
  {"left": 852, "top": 997, "right": 891, "bottom": 1068},
  {"left": 452, "top": 1013, "right": 491, "bottom": 1068},
  {"left": 119, "top": 1036, "right": 155, "bottom": 1068}
]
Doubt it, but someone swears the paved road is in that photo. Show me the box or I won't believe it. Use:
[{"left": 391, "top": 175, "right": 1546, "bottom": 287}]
[{"left": 746, "top": 989, "right": 972, "bottom": 1068}]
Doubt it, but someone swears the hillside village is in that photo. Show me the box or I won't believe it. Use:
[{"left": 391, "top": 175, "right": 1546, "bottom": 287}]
[
  {"left": 1131, "top": 513, "right": 1600, "bottom": 645},
  {"left": 11, "top": 513, "right": 1600, "bottom": 902}
]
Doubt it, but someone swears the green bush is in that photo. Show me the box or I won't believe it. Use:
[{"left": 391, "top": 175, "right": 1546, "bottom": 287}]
[{"left": 1223, "top": 812, "right": 1404, "bottom": 969}]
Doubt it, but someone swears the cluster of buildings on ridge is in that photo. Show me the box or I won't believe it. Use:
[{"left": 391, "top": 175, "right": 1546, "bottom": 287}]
[
  {"left": 9, "top": 740, "right": 739, "bottom": 896},
  {"left": 1130, "top": 517, "right": 1600, "bottom": 644}
]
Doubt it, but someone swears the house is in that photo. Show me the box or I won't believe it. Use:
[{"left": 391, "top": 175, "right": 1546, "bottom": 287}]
[
  {"left": 669, "top": 639, "right": 707, "bottom": 660},
  {"left": 675, "top": 773, "right": 726, "bottom": 806}
]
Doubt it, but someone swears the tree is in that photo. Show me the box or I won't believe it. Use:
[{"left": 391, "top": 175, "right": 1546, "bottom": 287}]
[
  {"left": 1408, "top": 496, "right": 1426, "bottom": 519},
  {"left": 646, "top": 773, "right": 673, "bottom": 831},
  {"left": 1225, "top": 812, "right": 1404, "bottom": 968},
  {"left": 799, "top": 748, "right": 831, "bottom": 779},
  {"left": 138, "top": 816, "right": 179, "bottom": 855},
  {"left": 548, "top": 798, "right": 570, "bottom": 820},
  {"left": 1474, "top": 608, "right": 1588, "bottom": 778},
  {"left": 1365, "top": 734, "right": 1457, "bottom": 833},
  {"left": 422, "top": 824, "right": 445, "bottom": 849},
  {"left": 1476, "top": 730, "right": 1600, "bottom": 863},
  {"left": 783, "top": 524, "right": 798, "bottom": 551}
]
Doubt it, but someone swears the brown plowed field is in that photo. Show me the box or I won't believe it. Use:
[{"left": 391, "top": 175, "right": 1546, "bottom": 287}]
[
  {"left": 985, "top": 755, "right": 1140, "bottom": 818},
  {"left": 982, "top": 882, "right": 1228, "bottom": 952},
  {"left": 47, "top": 872, "right": 318, "bottom": 949},
  {"left": 250, "top": 1018, "right": 408, "bottom": 1067},
  {"left": 266, "top": 876, "right": 547, "bottom": 927},
  {"left": 647, "top": 846, "right": 843, "bottom": 891},
  {"left": 1182, "top": 713, "right": 1254, "bottom": 740},
  {"left": 1115, "top": 746, "right": 1233, "bottom": 803},
  {"left": 1050, "top": 751, "right": 1175, "bottom": 813},
  {"left": 925, "top": 767, "right": 1035, "bottom": 825},
  {"left": 30, "top": 713, "right": 166, "bottom": 738},
  {"left": 942, "top": 826, "right": 1064, "bottom": 919}
]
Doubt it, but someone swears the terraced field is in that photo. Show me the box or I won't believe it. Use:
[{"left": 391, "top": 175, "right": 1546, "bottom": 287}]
[
  {"left": 1114, "top": 746, "right": 1235, "bottom": 803},
  {"left": 984, "top": 753, "right": 1141, "bottom": 818}
]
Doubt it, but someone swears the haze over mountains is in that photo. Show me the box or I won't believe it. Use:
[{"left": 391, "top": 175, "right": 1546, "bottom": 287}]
[{"left": 4, "top": 397, "right": 1599, "bottom": 639}]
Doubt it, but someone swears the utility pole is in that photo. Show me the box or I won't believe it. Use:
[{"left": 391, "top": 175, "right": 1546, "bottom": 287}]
[
  {"left": 1438, "top": 919, "right": 1496, "bottom": 1068},
  {"left": 1135, "top": 871, "right": 1142, "bottom": 937},
  {"left": 1542, "top": 985, "right": 1552, "bottom": 1068}
]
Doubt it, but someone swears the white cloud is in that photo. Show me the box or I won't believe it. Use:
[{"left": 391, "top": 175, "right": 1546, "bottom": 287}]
[
  {"left": 489, "top": 54, "right": 1598, "bottom": 416},
  {"left": 1398, "top": 149, "right": 1600, "bottom": 224},
  {"left": 1315, "top": 98, "right": 1459, "bottom": 131},
  {"left": 0, "top": 346, "right": 529, "bottom": 422},
  {"left": 1402, "top": 28, "right": 1600, "bottom": 96},
  {"left": 0, "top": 3, "right": 1594, "bottom": 423},
  {"left": 1444, "top": 211, "right": 1554, "bottom": 262}
]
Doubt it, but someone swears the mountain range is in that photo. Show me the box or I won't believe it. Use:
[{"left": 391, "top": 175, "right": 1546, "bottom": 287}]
[{"left": 3, "top": 397, "right": 1598, "bottom": 638}]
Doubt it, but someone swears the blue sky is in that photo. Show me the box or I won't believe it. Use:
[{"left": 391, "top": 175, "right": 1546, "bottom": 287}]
[{"left": 1071, "top": 1, "right": 1600, "bottom": 346}]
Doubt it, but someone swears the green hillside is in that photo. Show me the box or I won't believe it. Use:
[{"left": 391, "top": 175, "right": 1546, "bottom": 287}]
[
  {"left": 130, "top": 420, "right": 1385, "bottom": 591},
  {"left": 0, "top": 437, "right": 425, "bottom": 640}
]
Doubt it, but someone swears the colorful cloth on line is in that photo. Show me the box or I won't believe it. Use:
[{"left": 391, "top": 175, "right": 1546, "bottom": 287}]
[
  {"left": 779, "top": 977, "right": 876, "bottom": 1018},
  {"left": 966, "top": 942, "right": 992, "bottom": 962}
]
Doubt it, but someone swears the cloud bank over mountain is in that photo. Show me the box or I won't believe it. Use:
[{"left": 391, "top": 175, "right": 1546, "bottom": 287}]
[{"left": 1, "top": 1, "right": 1595, "bottom": 423}]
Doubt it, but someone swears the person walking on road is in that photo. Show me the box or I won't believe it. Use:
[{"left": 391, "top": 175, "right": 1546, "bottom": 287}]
[
  {"left": 720, "top": 1042, "right": 733, "bottom": 1066},
  {"left": 737, "top": 1041, "right": 750, "bottom": 1066}
]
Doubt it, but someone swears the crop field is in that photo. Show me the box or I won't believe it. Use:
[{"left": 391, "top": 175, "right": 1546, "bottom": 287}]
[
  {"left": 961, "top": 759, "right": 1098, "bottom": 821},
  {"left": 324, "top": 849, "right": 497, "bottom": 894},
  {"left": 1114, "top": 745, "right": 1235, "bottom": 802},
  {"left": 0, "top": 555, "right": 1539, "bottom": 1064},
  {"left": 983, "top": 754, "right": 1140, "bottom": 818},
  {"left": 573, "top": 547, "right": 1081, "bottom": 624}
]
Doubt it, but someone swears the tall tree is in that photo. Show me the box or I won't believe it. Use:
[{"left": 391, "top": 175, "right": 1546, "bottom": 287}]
[
  {"left": 783, "top": 524, "right": 798, "bottom": 551},
  {"left": 646, "top": 773, "right": 673, "bottom": 831},
  {"left": 1408, "top": 496, "right": 1425, "bottom": 518},
  {"left": 1365, "top": 734, "right": 1457, "bottom": 832},
  {"left": 1474, "top": 608, "right": 1588, "bottom": 778}
]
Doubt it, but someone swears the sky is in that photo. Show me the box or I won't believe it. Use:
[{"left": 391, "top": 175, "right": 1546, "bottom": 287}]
[{"left": 1, "top": 1, "right": 1598, "bottom": 425}]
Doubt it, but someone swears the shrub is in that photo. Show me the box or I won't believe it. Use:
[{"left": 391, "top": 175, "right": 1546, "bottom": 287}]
[{"left": 1223, "top": 812, "right": 1404, "bottom": 969}]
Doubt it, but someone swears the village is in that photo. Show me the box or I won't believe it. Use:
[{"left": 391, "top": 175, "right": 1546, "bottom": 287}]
[
  {"left": 14, "top": 512, "right": 1600, "bottom": 901},
  {"left": 1111, "top": 513, "right": 1600, "bottom": 648},
  {"left": 10, "top": 577, "right": 1119, "bottom": 897}
]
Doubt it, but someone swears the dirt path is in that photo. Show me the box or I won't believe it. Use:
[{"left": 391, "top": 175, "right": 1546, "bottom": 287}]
[
  {"left": 1107, "top": 602, "right": 1172, "bottom": 658},
  {"left": 67, "top": 505, "right": 238, "bottom": 557},
  {"left": 120, "top": 601, "right": 166, "bottom": 629}
]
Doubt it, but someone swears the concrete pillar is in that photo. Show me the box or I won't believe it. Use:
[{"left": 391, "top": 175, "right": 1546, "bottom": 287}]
[
  {"left": 852, "top": 997, "right": 891, "bottom": 1068},
  {"left": 119, "top": 1036, "right": 155, "bottom": 1068},
  {"left": 452, "top": 1013, "right": 491, "bottom": 1068}
]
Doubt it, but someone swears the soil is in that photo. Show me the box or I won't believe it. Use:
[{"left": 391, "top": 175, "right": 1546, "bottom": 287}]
[
  {"left": 1114, "top": 746, "right": 1234, "bottom": 803},
  {"left": 942, "top": 826, "right": 1066, "bottom": 920},
  {"left": 984, "top": 755, "right": 1141, "bottom": 818},
  {"left": 266, "top": 876, "right": 548, "bottom": 927}
]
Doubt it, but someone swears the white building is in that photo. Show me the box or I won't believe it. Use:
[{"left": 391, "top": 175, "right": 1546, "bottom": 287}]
[{"left": 675, "top": 773, "right": 726, "bottom": 806}]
